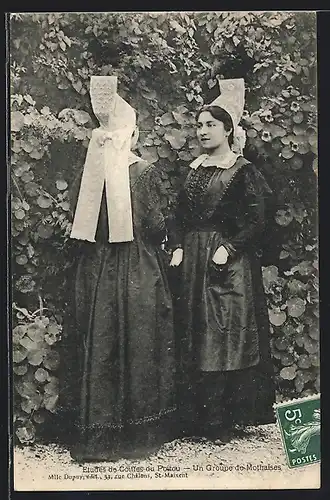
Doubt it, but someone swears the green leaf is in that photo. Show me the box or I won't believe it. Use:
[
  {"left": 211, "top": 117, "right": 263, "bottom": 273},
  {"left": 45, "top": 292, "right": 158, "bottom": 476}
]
[
  {"left": 72, "top": 80, "right": 83, "bottom": 93},
  {"left": 37, "top": 195, "right": 52, "bottom": 209},
  {"left": 21, "top": 394, "right": 42, "bottom": 414},
  {"left": 159, "top": 112, "right": 175, "bottom": 126},
  {"left": 287, "top": 279, "right": 308, "bottom": 296},
  {"left": 247, "top": 128, "right": 258, "bottom": 138},
  {"left": 13, "top": 364, "right": 28, "bottom": 376},
  {"left": 233, "top": 35, "right": 240, "bottom": 46},
  {"left": 44, "top": 376, "right": 59, "bottom": 393},
  {"left": 14, "top": 221, "right": 25, "bottom": 232},
  {"left": 290, "top": 260, "right": 315, "bottom": 277},
  {"left": 27, "top": 349, "right": 44, "bottom": 366},
  {"left": 297, "top": 354, "right": 312, "bottom": 369},
  {"left": 287, "top": 297, "right": 306, "bottom": 318},
  {"left": 45, "top": 323, "right": 62, "bottom": 345},
  {"left": 138, "top": 146, "right": 159, "bottom": 164},
  {"left": 295, "top": 331, "right": 305, "bottom": 348},
  {"left": 22, "top": 201, "right": 30, "bottom": 211},
  {"left": 293, "top": 124, "right": 305, "bottom": 136},
  {"left": 304, "top": 337, "right": 318, "bottom": 354},
  {"left": 37, "top": 316, "right": 50, "bottom": 328},
  {"left": 280, "top": 364, "right": 297, "bottom": 380},
  {"left": 292, "top": 205, "right": 307, "bottom": 224},
  {"left": 29, "top": 148, "right": 44, "bottom": 160},
  {"left": 269, "top": 308, "right": 286, "bottom": 326},
  {"left": 289, "top": 156, "right": 304, "bottom": 170},
  {"left": 12, "top": 139, "right": 22, "bottom": 153},
  {"left": 27, "top": 323, "right": 46, "bottom": 343},
  {"left": 37, "top": 224, "right": 54, "bottom": 239},
  {"left": 310, "top": 354, "right": 319, "bottom": 367},
  {"left": 43, "top": 377, "right": 59, "bottom": 412},
  {"left": 294, "top": 373, "right": 305, "bottom": 393},
  {"left": 270, "top": 124, "right": 286, "bottom": 138},
  {"left": 274, "top": 337, "right": 290, "bottom": 351},
  {"left": 19, "top": 338, "right": 48, "bottom": 366},
  {"left": 24, "top": 94, "right": 36, "bottom": 106},
  {"left": 73, "top": 110, "right": 91, "bottom": 125},
  {"left": 157, "top": 144, "right": 176, "bottom": 161},
  {"left": 58, "top": 82, "right": 70, "bottom": 90},
  {"left": 21, "top": 140, "right": 34, "bottom": 154},
  {"left": 283, "top": 323, "right": 300, "bottom": 338},
  {"left": 33, "top": 411, "right": 46, "bottom": 424},
  {"left": 17, "top": 380, "right": 39, "bottom": 398},
  {"left": 170, "top": 19, "right": 186, "bottom": 34},
  {"left": 275, "top": 209, "right": 293, "bottom": 226},
  {"left": 314, "top": 375, "right": 320, "bottom": 393},
  {"left": 272, "top": 347, "right": 282, "bottom": 360},
  {"left": 59, "top": 201, "right": 70, "bottom": 211},
  {"left": 294, "top": 369, "right": 313, "bottom": 393},
  {"left": 308, "top": 325, "right": 319, "bottom": 340},
  {"left": 280, "top": 352, "right": 295, "bottom": 366},
  {"left": 24, "top": 182, "right": 39, "bottom": 197},
  {"left": 14, "top": 209, "right": 25, "bottom": 220},
  {"left": 293, "top": 112, "right": 304, "bottom": 124},
  {"left": 14, "top": 163, "right": 30, "bottom": 177},
  {"left": 15, "top": 423, "right": 36, "bottom": 444},
  {"left": 172, "top": 109, "right": 194, "bottom": 126},
  {"left": 43, "top": 393, "right": 59, "bottom": 413},
  {"left": 56, "top": 180, "right": 68, "bottom": 191},
  {"left": 262, "top": 265, "right": 281, "bottom": 293},
  {"left": 164, "top": 130, "right": 187, "bottom": 150},
  {"left": 43, "top": 350, "right": 60, "bottom": 371},
  {"left": 13, "top": 325, "right": 28, "bottom": 344},
  {"left": 281, "top": 146, "right": 295, "bottom": 159},
  {"left": 16, "top": 254, "right": 28, "bottom": 265},
  {"left": 34, "top": 367, "right": 49, "bottom": 383},
  {"left": 178, "top": 150, "right": 193, "bottom": 161},
  {"left": 11, "top": 111, "right": 25, "bottom": 132}
]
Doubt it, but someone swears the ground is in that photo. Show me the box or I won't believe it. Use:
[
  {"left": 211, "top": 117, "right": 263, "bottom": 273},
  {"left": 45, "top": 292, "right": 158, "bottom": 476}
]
[{"left": 14, "top": 423, "right": 320, "bottom": 491}]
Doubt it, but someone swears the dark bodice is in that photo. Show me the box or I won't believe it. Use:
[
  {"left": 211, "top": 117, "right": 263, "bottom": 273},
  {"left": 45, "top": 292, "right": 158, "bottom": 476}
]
[{"left": 172, "top": 158, "right": 273, "bottom": 255}]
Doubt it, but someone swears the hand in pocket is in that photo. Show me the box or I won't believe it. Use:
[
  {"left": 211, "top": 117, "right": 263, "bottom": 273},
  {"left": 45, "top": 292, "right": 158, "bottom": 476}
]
[{"left": 212, "top": 245, "right": 229, "bottom": 265}]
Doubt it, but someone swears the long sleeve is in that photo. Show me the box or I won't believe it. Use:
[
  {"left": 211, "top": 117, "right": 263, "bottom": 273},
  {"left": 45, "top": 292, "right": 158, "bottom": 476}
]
[
  {"left": 167, "top": 163, "right": 190, "bottom": 250},
  {"left": 167, "top": 188, "right": 185, "bottom": 250},
  {"left": 222, "top": 164, "right": 272, "bottom": 257},
  {"left": 134, "top": 165, "right": 166, "bottom": 243}
]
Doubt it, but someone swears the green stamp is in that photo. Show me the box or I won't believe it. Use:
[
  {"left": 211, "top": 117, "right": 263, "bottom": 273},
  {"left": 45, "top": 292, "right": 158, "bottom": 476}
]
[{"left": 275, "top": 394, "right": 320, "bottom": 468}]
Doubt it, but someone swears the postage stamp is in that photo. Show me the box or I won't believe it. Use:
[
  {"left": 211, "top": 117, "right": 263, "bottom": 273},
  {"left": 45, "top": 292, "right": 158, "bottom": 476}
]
[{"left": 274, "top": 394, "right": 320, "bottom": 469}]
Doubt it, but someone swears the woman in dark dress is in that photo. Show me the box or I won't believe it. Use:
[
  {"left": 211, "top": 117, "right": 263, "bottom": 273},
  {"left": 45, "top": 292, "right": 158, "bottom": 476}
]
[
  {"left": 60, "top": 77, "right": 176, "bottom": 461},
  {"left": 170, "top": 78, "right": 275, "bottom": 443}
]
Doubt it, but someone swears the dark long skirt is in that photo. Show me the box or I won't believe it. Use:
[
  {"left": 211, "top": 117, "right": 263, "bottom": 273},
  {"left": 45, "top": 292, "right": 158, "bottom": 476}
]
[
  {"left": 195, "top": 367, "right": 275, "bottom": 438},
  {"left": 170, "top": 231, "right": 275, "bottom": 438},
  {"left": 59, "top": 239, "right": 177, "bottom": 461}
]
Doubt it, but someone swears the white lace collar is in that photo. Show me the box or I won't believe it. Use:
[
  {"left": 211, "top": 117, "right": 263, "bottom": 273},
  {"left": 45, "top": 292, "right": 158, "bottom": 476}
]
[{"left": 189, "top": 151, "right": 240, "bottom": 170}]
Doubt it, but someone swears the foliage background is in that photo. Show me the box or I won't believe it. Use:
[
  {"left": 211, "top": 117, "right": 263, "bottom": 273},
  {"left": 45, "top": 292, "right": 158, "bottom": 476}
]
[{"left": 10, "top": 11, "right": 318, "bottom": 445}]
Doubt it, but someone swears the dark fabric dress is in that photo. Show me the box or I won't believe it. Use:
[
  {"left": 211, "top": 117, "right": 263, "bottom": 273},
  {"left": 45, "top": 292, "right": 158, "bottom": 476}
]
[
  {"left": 60, "top": 160, "right": 177, "bottom": 461},
  {"left": 170, "top": 156, "right": 276, "bottom": 438}
]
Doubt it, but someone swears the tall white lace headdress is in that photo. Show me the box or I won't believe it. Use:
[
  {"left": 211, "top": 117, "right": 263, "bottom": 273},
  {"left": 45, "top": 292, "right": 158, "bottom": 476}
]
[
  {"left": 70, "top": 76, "right": 136, "bottom": 243},
  {"left": 211, "top": 77, "right": 246, "bottom": 155}
]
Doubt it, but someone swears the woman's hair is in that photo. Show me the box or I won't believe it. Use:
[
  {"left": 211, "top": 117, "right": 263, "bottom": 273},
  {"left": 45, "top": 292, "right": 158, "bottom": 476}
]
[{"left": 196, "top": 105, "right": 234, "bottom": 147}]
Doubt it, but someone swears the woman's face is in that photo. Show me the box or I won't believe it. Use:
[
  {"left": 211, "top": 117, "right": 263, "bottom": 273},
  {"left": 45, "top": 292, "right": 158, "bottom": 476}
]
[{"left": 196, "top": 111, "right": 230, "bottom": 150}]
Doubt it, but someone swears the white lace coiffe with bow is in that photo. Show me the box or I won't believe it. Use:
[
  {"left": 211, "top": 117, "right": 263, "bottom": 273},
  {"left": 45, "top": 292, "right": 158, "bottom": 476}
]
[{"left": 70, "top": 76, "right": 137, "bottom": 243}]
